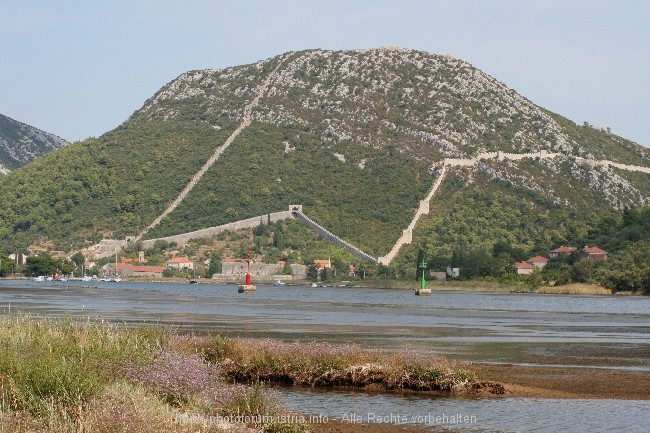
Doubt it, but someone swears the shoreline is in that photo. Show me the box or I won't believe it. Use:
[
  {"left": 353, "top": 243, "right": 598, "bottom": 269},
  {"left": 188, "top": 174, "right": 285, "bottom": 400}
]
[
  {"left": 1, "top": 276, "right": 638, "bottom": 296},
  {"left": 305, "top": 361, "right": 650, "bottom": 433},
  {"left": 0, "top": 314, "right": 646, "bottom": 433}
]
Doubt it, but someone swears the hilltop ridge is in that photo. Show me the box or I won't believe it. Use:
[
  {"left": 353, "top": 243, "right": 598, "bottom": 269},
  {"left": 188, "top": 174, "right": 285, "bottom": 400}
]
[{"left": 0, "top": 113, "right": 68, "bottom": 175}]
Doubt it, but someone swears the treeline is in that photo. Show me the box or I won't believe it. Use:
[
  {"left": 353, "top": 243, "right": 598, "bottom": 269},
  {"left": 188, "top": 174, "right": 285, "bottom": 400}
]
[{"left": 408, "top": 204, "right": 650, "bottom": 294}]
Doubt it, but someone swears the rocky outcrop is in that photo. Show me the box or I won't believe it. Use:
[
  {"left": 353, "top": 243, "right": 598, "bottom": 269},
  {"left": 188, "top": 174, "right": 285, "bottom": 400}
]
[{"left": 0, "top": 114, "right": 67, "bottom": 173}]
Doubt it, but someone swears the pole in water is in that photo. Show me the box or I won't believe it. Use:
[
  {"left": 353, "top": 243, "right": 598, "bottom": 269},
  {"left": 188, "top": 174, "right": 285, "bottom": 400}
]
[
  {"left": 420, "top": 256, "right": 427, "bottom": 290},
  {"left": 238, "top": 249, "right": 256, "bottom": 293},
  {"left": 245, "top": 250, "right": 251, "bottom": 285},
  {"left": 416, "top": 255, "right": 431, "bottom": 295}
]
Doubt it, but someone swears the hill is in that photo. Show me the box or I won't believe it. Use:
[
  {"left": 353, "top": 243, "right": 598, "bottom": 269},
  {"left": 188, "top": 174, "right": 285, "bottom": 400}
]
[
  {"left": 0, "top": 114, "right": 68, "bottom": 175},
  {"left": 0, "top": 48, "right": 648, "bottom": 269}
]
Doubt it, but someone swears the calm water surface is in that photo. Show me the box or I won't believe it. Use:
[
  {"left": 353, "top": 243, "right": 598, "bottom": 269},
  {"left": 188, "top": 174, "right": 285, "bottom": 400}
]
[{"left": 1, "top": 279, "right": 649, "bottom": 432}]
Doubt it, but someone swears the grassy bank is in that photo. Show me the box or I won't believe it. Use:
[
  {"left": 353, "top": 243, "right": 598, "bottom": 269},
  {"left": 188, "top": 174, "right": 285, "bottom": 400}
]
[
  {"left": 197, "top": 337, "right": 476, "bottom": 392},
  {"left": 533, "top": 283, "right": 612, "bottom": 295},
  {"left": 0, "top": 319, "right": 478, "bottom": 433},
  {"left": 0, "top": 318, "right": 305, "bottom": 433},
  {"left": 361, "top": 279, "right": 616, "bottom": 295},
  {"left": 360, "top": 279, "right": 520, "bottom": 292}
]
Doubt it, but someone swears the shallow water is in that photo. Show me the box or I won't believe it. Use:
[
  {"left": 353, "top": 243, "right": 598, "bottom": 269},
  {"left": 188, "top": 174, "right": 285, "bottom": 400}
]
[
  {"left": 1, "top": 279, "right": 649, "bottom": 432},
  {"left": 1, "top": 279, "right": 648, "bottom": 368},
  {"left": 278, "top": 388, "right": 649, "bottom": 433}
]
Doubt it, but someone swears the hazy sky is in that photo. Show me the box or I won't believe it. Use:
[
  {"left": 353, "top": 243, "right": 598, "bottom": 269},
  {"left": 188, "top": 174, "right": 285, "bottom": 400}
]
[{"left": 2, "top": 0, "right": 648, "bottom": 147}]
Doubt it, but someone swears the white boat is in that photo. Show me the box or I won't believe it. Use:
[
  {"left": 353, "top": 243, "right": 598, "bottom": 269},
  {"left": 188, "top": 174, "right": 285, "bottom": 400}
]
[
  {"left": 34, "top": 275, "right": 45, "bottom": 281},
  {"left": 81, "top": 275, "right": 92, "bottom": 282},
  {"left": 273, "top": 280, "right": 286, "bottom": 286},
  {"left": 110, "top": 277, "right": 121, "bottom": 282}
]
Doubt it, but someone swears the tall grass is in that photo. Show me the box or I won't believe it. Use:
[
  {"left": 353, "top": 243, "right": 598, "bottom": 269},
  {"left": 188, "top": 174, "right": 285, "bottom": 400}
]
[
  {"left": 0, "top": 318, "right": 306, "bottom": 433},
  {"left": 0, "top": 319, "right": 161, "bottom": 422},
  {"left": 201, "top": 336, "right": 476, "bottom": 392},
  {"left": 0, "top": 319, "right": 477, "bottom": 433}
]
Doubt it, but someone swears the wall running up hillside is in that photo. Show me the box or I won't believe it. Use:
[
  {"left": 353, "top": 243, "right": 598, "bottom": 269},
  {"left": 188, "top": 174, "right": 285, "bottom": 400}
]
[{"left": 140, "top": 210, "right": 295, "bottom": 250}]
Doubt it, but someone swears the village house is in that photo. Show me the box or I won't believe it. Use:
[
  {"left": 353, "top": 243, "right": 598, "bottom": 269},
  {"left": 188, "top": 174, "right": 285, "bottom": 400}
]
[
  {"left": 313, "top": 259, "right": 331, "bottom": 270},
  {"left": 526, "top": 255, "right": 549, "bottom": 268},
  {"left": 8, "top": 253, "right": 27, "bottom": 265},
  {"left": 513, "top": 261, "right": 535, "bottom": 275},
  {"left": 165, "top": 257, "right": 194, "bottom": 270},
  {"left": 548, "top": 246, "right": 577, "bottom": 259},
  {"left": 548, "top": 245, "right": 607, "bottom": 260},
  {"left": 583, "top": 246, "right": 608, "bottom": 260}
]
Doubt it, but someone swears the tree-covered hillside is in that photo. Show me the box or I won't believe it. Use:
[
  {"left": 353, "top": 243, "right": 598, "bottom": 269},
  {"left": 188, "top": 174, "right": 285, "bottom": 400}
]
[{"left": 0, "top": 48, "right": 648, "bottom": 262}]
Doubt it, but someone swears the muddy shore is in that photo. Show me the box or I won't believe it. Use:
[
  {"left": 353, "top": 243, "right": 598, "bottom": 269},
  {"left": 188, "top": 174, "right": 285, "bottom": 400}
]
[{"left": 308, "top": 361, "right": 649, "bottom": 433}]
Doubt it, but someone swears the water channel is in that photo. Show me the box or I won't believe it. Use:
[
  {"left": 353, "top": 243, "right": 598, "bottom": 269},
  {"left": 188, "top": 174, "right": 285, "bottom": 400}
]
[{"left": 1, "top": 279, "right": 648, "bottom": 431}]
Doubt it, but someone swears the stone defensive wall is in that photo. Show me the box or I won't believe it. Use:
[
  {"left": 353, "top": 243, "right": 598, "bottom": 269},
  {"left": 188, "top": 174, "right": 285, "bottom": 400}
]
[
  {"left": 213, "top": 261, "right": 307, "bottom": 282},
  {"left": 140, "top": 210, "right": 295, "bottom": 249},
  {"left": 378, "top": 164, "right": 448, "bottom": 265},
  {"left": 93, "top": 151, "right": 649, "bottom": 265},
  {"left": 575, "top": 157, "right": 650, "bottom": 173},
  {"left": 291, "top": 210, "right": 379, "bottom": 265}
]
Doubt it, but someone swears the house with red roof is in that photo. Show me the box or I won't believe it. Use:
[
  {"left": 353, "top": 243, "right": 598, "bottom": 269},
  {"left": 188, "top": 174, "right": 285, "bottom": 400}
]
[
  {"left": 313, "top": 259, "right": 331, "bottom": 270},
  {"left": 583, "top": 246, "right": 608, "bottom": 260},
  {"left": 514, "top": 261, "right": 534, "bottom": 275},
  {"left": 165, "top": 256, "right": 194, "bottom": 270},
  {"left": 526, "top": 255, "right": 549, "bottom": 268},
  {"left": 548, "top": 246, "right": 577, "bottom": 259}
]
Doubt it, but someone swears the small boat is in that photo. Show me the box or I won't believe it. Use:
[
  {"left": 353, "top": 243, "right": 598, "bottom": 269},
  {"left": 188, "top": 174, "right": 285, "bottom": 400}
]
[
  {"left": 81, "top": 275, "right": 92, "bottom": 282},
  {"left": 189, "top": 279, "right": 198, "bottom": 284},
  {"left": 34, "top": 275, "right": 45, "bottom": 281},
  {"left": 110, "top": 277, "right": 121, "bottom": 282},
  {"left": 273, "top": 280, "right": 286, "bottom": 286}
]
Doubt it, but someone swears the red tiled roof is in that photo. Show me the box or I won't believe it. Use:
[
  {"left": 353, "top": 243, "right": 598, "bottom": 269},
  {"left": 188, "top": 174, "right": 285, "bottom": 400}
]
[
  {"left": 550, "top": 246, "right": 576, "bottom": 253},
  {"left": 527, "top": 255, "right": 549, "bottom": 263},
  {"left": 514, "top": 261, "right": 534, "bottom": 269},
  {"left": 583, "top": 246, "right": 607, "bottom": 254},
  {"left": 167, "top": 257, "right": 192, "bottom": 263}
]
